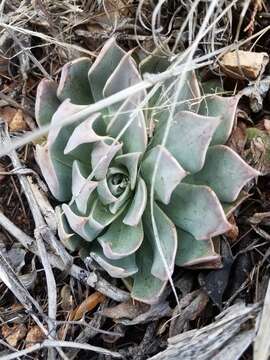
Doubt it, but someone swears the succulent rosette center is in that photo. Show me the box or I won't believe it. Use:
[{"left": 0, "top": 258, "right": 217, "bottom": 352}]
[{"left": 35, "top": 39, "right": 259, "bottom": 304}]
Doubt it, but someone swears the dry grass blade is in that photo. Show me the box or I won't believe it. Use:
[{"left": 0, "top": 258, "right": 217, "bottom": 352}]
[
  {"left": 254, "top": 278, "right": 270, "bottom": 360},
  {"left": 0, "top": 339, "right": 122, "bottom": 360},
  {"left": 0, "top": 209, "right": 130, "bottom": 302},
  {"left": 0, "top": 121, "right": 58, "bottom": 359},
  {"left": 0, "top": 22, "right": 96, "bottom": 57}
]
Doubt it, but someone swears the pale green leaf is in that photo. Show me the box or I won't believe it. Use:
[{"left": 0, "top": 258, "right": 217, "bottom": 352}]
[
  {"left": 91, "top": 138, "right": 122, "bottom": 180},
  {"left": 199, "top": 95, "right": 240, "bottom": 145},
  {"left": 88, "top": 38, "right": 125, "bottom": 102},
  {"left": 115, "top": 152, "right": 142, "bottom": 190},
  {"left": 175, "top": 228, "right": 221, "bottom": 268},
  {"left": 64, "top": 113, "right": 105, "bottom": 154},
  {"left": 72, "top": 161, "right": 98, "bottom": 214},
  {"left": 131, "top": 241, "right": 167, "bottom": 304},
  {"left": 163, "top": 183, "right": 231, "bottom": 240},
  {"left": 98, "top": 215, "right": 143, "bottom": 259},
  {"left": 57, "top": 57, "right": 93, "bottom": 104},
  {"left": 188, "top": 145, "right": 260, "bottom": 202},
  {"left": 123, "top": 177, "right": 147, "bottom": 226},
  {"left": 143, "top": 202, "right": 177, "bottom": 281},
  {"left": 151, "top": 111, "right": 221, "bottom": 173},
  {"left": 141, "top": 145, "right": 186, "bottom": 204},
  {"left": 35, "top": 79, "right": 60, "bottom": 126},
  {"left": 56, "top": 206, "right": 82, "bottom": 252},
  {"left": 91, "top": 245, "right": 138, "bottom": 278}
]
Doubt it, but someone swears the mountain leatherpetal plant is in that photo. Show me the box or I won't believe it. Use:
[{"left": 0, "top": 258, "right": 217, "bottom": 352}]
[{"left": 35, "top": 38, "right": 259, "bottom": 304}]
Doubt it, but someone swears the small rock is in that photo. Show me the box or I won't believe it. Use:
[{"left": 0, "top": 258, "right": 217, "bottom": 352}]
[{"left": 220, "top": 50, "right": 269, "bottom": 80}]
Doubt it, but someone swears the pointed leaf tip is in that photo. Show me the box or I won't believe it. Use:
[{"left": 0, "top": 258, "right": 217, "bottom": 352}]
[
  {"left": 199, "top": 95, "right": 240, "bottom": 145},
  {"left": 163, "top": 183, "right": 231, "bottom": 240},
  {"left": 175, "top": 229, "right": 221, "bottom": 268},
  {"left": 88, "top": 38, "right": 126, "bottom": 102},
  {"left": 151, "top": 111, "right": 221, "bottom": 173},
  {"left": 190, "top": 145, "right": 260, "bottom": 203}
]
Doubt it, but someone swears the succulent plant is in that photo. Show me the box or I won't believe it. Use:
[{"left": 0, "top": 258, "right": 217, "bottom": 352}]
[{"left": 35, "top": 39, "right": 259, "bottom": 304}]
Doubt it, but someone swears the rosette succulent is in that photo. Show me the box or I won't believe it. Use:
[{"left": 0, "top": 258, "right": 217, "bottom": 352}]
[{"left": 35, "top": 39, "right": 259, "bottom": 304}]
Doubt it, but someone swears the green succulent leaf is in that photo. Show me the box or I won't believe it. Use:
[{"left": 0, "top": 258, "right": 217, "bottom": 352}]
[
  {"left": 36, "top": 100, "right": 88, "bottom": 201},
  {"left": 35, "top": 79, "right": 60, "bottom": 126},
  {"left": 139, "top": 51, "right": 170, "bottom": 75},
  {"left": 161, "top": 70, "right": 201, "bottom": 114},
  {"left": 188, "top": 145, "right": 260, "bottom": 202},
  {"left": 88, "top": 38, "right": 125, "bottom": 102},
  {"left": 109, "top": 185, "right": 131, "bottom": 214},
  {"left": 72, "top": 160, "right": 98, "bottom": 214},
  {"left": 199, "top": 95, "right": 240, "bottom": 145},
  {"left": 64, "top": 113, "right": 105, "bottom": 154},
  {"left": 143, "top": 202, "right": 177, "bottom": 281},
  {"left": 56, "top": 206, "right": 82, "bottom": 252},
  {"left": 131, "top": 241, "right": 167, "bottom": 304},
  {"left": 97, "top": 178, "right": 118, "bottom": 205},
  {"left": 115, "top": 152, "right": 142, "bottom": 190},
  {"left": 57, "top": 57, "right": 93, "bottom": 104},
  {"left": 91, "top": 138, "right": 122, "bottom": 180},
  {"left": 151, "top": 111, "right": 221, "bottom": 173},
  {"left": 106, "top": 99, "right": 147, "bottom": 153},
  {"left": 141, "top": 145, "right": 186, "bottom": 204},
  {"left": 103, "top": 53, "right": 148, "bottom": 153},
  {"left": 163, "top": 183, "right": 231, "bottom": 240},
  {"left": 98, "top": 214, "right": 143, "bottom": 259},
  {"left": 62, "top": 203, "right": 103, "bottom": 241},
  {"left": 104, "top": 52, "right": 145, "bottom": 101},
  {"left": 175, "top": 228, "right": 221, "bottom": 268},
  {"left": 123, "top": 177, "right": 147, "bottom": 226},
  {"left": 62, "top": 196, "right": 126, "bottom": 242},
  {"left": 91, "top": 245, "right": 138, "bottom": 278}
]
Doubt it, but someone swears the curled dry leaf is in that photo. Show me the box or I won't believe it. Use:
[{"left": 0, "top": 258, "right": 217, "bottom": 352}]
[
  {"left": 114, "top": 302, "right": 172, "bottom": 326},
  {"left": 25, "top": 325, "right": 45, "bottom": 348},
  {"left": 169, "top": 289, "right": 209, "bottom": 337},
  {"left": 0, "top": 106, "right": 17, "bottom": 124},
  {"left": 225, "top": 215, "right": 239, "bottom": 243},
  {"left": 71, "top": 291, "right": 105, "bottom": 321},
  {"left": 220, "top": 50, "right": 269, "bottom": 80},
  {"left": 0, "top": 107, "right": 28, "bottom": 131},
  {"left": 227, "top": 122, "right": 247, "bottom": 156},
  {"left": 100, "top": 300, "right": 150, "bottom": 320},
  {"left": 199, "top": 240, "right": 233, "bottom": 308},
  {"left": 60, "top": 284, "right": 74, "bottom": 312},
  {"left": 1, "top": 323, "right": 27, "bottom": 347}
]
